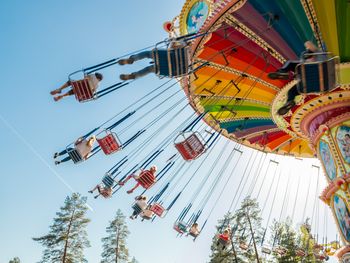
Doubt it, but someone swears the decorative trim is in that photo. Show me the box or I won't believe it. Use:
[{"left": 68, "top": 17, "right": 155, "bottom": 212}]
[
  {"left": 312, "top": 111, "right": 350, "bottom": 146},
  {"left": 335, "top": 245, "right": 350, "bottom": 259},
  {"left": 320, "top": 177, "right": 347, "bottom": 204},
  {"left": 300, "top": 0, "right": 324, "bottom": 48},
  {"left": 179, "top": 0, "right": 214, "bottom": 36},
  {"left": 291, "top": 91, "right": 350, "bottom": 139}
]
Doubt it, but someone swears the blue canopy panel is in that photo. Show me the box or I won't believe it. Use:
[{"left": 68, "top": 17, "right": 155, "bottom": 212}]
[
  {"left": 219, "top": 118, "right": 276, "bottom": 134},
  {"left": 248, "top": 0, "right": 312, "bottom": 57}
]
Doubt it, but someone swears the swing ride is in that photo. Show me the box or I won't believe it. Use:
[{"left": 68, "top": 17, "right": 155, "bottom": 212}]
[{"left": 53, "top": 0, "right": 350, "bottom": 261}]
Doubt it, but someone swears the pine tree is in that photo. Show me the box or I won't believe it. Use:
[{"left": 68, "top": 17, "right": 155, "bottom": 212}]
[
  {"left": 33, "top": 193, "right": 91, "bottom": 263},
  {"left": 128, "top": 257, "right": 139, "bottom": 263},
  {"left": 234, "top": 197, "right": 264, "bottom": 262},
  {"left": 8, "top": 257, "right": 21, "bottom": 263},
  {"left": 209, "top": 197, "right": 263, "bottom": 263},
  {"left": 269, "top": 217, "right": 301, "bottom": 262},
  {"left": 209, "top": 212, "right": 238, "bottom": 263},
  {"left": 297, "top": 218, "right": 324, "bottom": 263},
  {"left": 101, "top": 209, "right": 130, "bottom": 263}
]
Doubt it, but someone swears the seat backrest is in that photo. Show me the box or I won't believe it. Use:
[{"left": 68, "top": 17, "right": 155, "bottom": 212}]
[
  {"left": 175, "top": 133, "right": 206, "bottom": 161},
  {"left": 150, "top": 203, "right": 165, "bottom": 217},
  {"left": 67, "top": 148, "right": 84, "bottom": 164},
  {"left": 71, "top": 78, "right": 95, "bottom": 102},
  {"left": 137, "top": 170, "right": 156, "bottom": 189},
  {"left": 173, "top": 221, "right": 188, "bottom": 234},
  {"left": 154, "top": 46, "right": 190, "bottom": 77},
  {"left": 97, "top": 132, "right": 121, "bottom": 155},
  {"left": 132, "top": 203, "right": 143, "bottom": 214},
  {"left": 102, "top": 175, "right": 114, "bottom": 188},
  {"left": 296, "top": 57, "right": 338, "bottom": 94}
]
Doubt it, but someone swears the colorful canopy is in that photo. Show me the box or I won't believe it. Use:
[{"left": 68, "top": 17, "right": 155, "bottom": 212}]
[{"left": 178, "top": 0, "right": 350, "bottom": 157}]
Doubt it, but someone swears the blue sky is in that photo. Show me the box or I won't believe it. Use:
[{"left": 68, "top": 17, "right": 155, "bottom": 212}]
[{"left": 0, "top": 1, "right": 339, "bottom": 262}]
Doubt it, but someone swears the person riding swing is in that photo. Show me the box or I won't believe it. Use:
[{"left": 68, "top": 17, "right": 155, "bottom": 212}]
[
  {"left": 50, "top": 72, "right": 103, "bottom": 102},
  {"left": 54, "top": 135, "right": 96, "bottom": 165},
  {"left": 117, "top": 38, "right": 190, "bottom": 80},
  {"left": 118, "top": 165, "right": 157, "bottom": 194},
  {"left": 89, "top": 184, "right": 112, "bottom": 199},
  {"left": 267, "top": 41, "right": 329, "bottom": 115}
]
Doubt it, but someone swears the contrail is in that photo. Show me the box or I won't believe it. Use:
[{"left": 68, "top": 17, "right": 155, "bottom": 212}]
[{"left": 0, "top": 113, "right": 94, "bottom": 211}]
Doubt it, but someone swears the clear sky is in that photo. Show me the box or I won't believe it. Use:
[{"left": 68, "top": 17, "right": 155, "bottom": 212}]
[{"left": 0, "top": 1, "right": 338, "bottom": 262}]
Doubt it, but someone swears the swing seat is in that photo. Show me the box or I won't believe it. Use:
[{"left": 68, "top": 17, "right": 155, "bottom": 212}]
[
  {"left": 136, "top": 170, "right": 156, "bottom": 189},
  {"left": 296, "top": 249, "right": 306, "bottom": 257},
  {"left": 173, "top": 221, "right": 188, "bottom": 234},
  {"left": 261, "top": 246, "right": 272, "bottom": 254},
  {"left": 132, "top": 203, "right": 143, "bottom": 214},
  {"left": 218, "top": 235, "right": 229, "bottom": 245},
  {"left": 218, "top": 234, "right": 229, "bottom": 242},
  {"left": 150, "top": 203, "right": 165, "bottom": 217},
  {"left": 67, "top": 148, "right": 84, "bottom": 164},
  {"left": 174, "top": 132, "right": 206, "bottom": 161},
  {"left": 313, "top": 244, "right": 323, "bottom": 250},
  {"left": 315, "top": 253, "right": 328, "bottom": 260},
  {"left": 71, "top": 77, "right": 97, "bottom": 102},
  {"left": 189, "top": 231, "right": 200, "bottom": 238},
  {"left": 140, "top": 209, "right": 154, "bottom": 220},
  {"left": 102, "top": 174, "right": 114, "bottom": 188},
  {"left": 97, "top": 131, "right": 122, "bottom": 155},
  {"left": 153, "top": 46, "right": 190, "bottom": 77},
  {"left": 239, "top": 242, "right": 249, "bottom": 250},
  {"left": 296, "top": 57, "right": 338, "bottom": 95},
  {"left": 274, "top": 246, "right": 287, "bottom": 256}
]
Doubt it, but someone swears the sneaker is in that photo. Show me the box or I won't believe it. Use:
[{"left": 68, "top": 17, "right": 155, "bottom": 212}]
[
  {"left": 120, "top": 74, "right": 136, "bottom": 81},
  {"left": 54, "top": 96, "right": 62, "bottom": 102},
  {"left": 88, "top": 190, "right": 93, "bottom": 194},
  {"left": 53, "top": 152, "right": 59, "bottom": 159},
  {"left": 277, "top": 100, "right": 296, "bottom": 116},
  {"left": 50, "top": 89, "right": 61, "bottom": 95},
  {"left": 268, "top": 71, "right": 290, "bottom": 80},
  {"left": 55, "top": 160, "right": 60, "bottom": 165},
  {"left": 129, "top": 216, "right": 134, "bottom": 220},
  {"left": 117, "top": 58, "right": 134, "bottom": 65},
  {"left": 127, "top": 189, "right": 134, "bottom": 194}
]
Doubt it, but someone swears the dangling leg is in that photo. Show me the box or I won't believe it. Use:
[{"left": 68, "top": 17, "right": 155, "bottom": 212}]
[
  {"left": 130, "top": 209, "right": 139, "bottom": 219},
  {"left": 54, "top": 89, "right": 74, "bottom": 102},
  {"left": 117, "top": 51, "right": 153, "bottom": 65},
  {"left": 51, "top": 81, "right": 71, "bottom": 95},
  {"left": 120, "top": 65, "right": 155, "bottom": 80},
  {"left": 268, "top": 60, "right": 300, "bottom": 80},
  {"left": 96, "top": 185, "right": 103, "bottom": 194},
  {"left": 277, "top": 85, "right": 298, "bottom": 115},
  {"left": 55, "top": 155, "right": 72, "bottom": 165},
  {"left": 118, "top": 174, "right": 135, "bottom": 186},
  {"left": 54, "top": 148, "right": 71, "bottom": 159},
  {"left": 54, "top": 147, "right": 73, "bottom": 164},
  {"left": 88, "top": 184, "right": 99, "bottom": 193},
  {"left": 127, "top": 182, "right": 141, "bottom": 194}
]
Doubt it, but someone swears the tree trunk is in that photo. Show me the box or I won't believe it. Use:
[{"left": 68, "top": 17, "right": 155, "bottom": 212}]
[
  {"left": 230, "top": 238, "right": 238, "bottom": 263},
  {"left": 229, "top": 227, "right": 238, "bottom": 263},
  {"left": 246, "top": 211, "right": 260, "bottom": 263},
  {"left": 62, "top": 208, "right": 76, "bottom": 263},
  {"left": 115, "top": 228, "right": 120, "bottom": 263}
]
